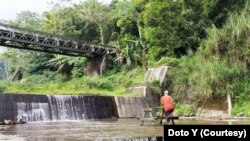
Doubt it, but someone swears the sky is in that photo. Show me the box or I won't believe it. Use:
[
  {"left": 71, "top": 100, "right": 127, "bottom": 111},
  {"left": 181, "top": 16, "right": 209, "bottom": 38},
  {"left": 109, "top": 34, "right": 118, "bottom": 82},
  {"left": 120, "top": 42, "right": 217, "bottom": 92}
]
[
  {"left": 0, "top": 0, "right": 112, "bottom": 54},
  {"left": 0, "top": 0, "right": 49, "bottom": 20},
  {"left": 0, "top": 0, "right": 112, "bottom": 20}
]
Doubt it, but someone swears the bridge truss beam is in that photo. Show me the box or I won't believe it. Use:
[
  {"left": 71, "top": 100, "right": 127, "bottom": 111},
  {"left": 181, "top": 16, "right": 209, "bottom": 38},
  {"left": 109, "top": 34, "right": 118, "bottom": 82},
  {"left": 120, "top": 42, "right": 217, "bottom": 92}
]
[{"left": 0, "top": 23, "right": 116, "bottom": 57}]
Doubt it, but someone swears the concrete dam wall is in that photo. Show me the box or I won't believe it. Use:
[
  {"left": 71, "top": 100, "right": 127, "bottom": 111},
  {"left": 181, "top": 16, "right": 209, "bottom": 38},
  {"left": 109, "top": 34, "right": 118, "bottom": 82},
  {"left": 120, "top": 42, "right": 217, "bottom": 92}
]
[
  {"left": 115, "top": 96, "right": 148, "bottom": 118},
  {"left": 0, "top": 93, "right": 154, "bottom": 122}
]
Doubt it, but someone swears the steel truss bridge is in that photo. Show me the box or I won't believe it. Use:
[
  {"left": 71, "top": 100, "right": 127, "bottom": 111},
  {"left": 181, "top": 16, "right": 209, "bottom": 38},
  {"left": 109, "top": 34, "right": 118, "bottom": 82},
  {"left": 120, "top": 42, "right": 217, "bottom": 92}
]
[{"left": 0, "top": 23, "right": 116, "bottom": 57}]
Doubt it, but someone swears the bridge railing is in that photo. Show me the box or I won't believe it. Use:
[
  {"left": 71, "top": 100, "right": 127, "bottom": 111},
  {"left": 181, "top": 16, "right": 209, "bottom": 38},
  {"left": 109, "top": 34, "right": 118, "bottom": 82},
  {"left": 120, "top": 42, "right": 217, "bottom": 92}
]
[{"left": 0, "top": 22, "right": 116, "bottom": 57}]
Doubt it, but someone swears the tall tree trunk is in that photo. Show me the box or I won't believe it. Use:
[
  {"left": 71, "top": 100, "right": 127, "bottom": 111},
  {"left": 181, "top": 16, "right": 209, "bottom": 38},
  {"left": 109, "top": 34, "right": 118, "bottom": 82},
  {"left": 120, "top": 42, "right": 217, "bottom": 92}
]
[
  {"left": 141, "top": 43, "right": 147, "bottom": 69},
  {"left": 100, "top": 55, "right": 106, "bottom": 76},
  {"left": 98, "top": 24, "right": 104, "bottom": 44},
  {"left": 4, "top": 59, "right": 9, "bottom": 80},
  {"left": 138, "top": 26, "right": 147, "bottom": 69}
]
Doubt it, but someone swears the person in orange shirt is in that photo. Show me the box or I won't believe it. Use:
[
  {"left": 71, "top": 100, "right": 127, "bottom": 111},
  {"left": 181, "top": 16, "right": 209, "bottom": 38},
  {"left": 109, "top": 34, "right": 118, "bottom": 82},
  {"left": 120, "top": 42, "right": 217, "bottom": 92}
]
[{"left": 161, "top": 90, "right": 174, "bottom": 123}]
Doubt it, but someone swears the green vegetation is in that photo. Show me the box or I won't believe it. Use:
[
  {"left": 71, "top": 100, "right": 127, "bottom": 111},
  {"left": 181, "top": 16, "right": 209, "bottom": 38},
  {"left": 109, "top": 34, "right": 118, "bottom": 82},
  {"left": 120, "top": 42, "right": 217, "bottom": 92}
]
[
  {"left": 0, "top": 0, "right": 249, "bottom": 115},
  {"left": 2, "top": 67, "right": 145, "bottom": 96},
  {"left": 174, "top": 104, "right": 195, "bottom": 117},
  {"left": 170, "top": 8, "right": 250, "bottom": 115},
  {"left": 233, "top": 103, "right": 250, "bottom": 117}
]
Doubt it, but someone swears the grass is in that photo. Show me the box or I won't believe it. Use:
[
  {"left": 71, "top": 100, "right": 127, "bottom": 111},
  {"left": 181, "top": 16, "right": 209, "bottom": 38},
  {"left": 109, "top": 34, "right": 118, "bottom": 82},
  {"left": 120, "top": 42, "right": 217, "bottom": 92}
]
[
  {"left": 232, "top": 102, "right": 250, "bottom": 117},
  {"left": 1, "top": 67, "right": 146, "bottom": 96}
]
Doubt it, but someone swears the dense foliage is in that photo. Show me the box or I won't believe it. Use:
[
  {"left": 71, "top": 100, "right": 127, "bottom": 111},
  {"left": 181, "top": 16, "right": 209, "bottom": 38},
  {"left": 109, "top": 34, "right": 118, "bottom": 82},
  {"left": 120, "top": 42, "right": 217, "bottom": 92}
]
[{"left": 0, "top": 0, "right": 249, "bottom": 115}]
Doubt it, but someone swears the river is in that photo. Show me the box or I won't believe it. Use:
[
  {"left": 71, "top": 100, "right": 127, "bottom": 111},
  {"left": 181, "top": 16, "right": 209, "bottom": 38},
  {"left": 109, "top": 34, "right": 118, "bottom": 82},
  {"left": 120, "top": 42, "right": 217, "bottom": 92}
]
[
  {"left": 0, "top": 119, "right": 162, "bottom": 141},
  {"left": 1, "top": 118, "right": 250, "bottom": 141}
]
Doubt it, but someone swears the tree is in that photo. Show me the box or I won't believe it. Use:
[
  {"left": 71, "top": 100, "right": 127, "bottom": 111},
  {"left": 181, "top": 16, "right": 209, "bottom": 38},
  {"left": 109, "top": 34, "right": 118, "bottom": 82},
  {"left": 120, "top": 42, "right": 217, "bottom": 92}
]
[
  {"left": 9, "top": 11, "right": 41, "bottom": 29},
  {"left": 41, "top": 7, "right": 77, "bottom": 36},
  {"left": 2, "top": 11, "right": 43, "bottom": 79},
  {"left": 202, "top": 0, "right": 247, "bottom": 28},
  {"left": 23, "top": 53, "right": 54, "bottom": 75},
  {"left": 79, "top": 0, "right": 112, "bottom": 44},
  {"left": 46, "top": 55, "right": 86, "bottom": 76},
  {"left": 110, "top": 0, "right": 143, "bottom": 68}
]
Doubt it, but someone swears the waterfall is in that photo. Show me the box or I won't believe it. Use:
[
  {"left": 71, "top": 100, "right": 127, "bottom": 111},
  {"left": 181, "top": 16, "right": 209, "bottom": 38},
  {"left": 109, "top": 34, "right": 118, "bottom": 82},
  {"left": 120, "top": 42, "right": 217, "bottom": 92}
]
[
  {"left": 0, "top": 94, "right": 117, "bottom": 122},
  {"left": 47, "top": 95, "right": 83, "bottom": 120},
  {"left": 16, "top": 102, "right": 50, "bottom": 121}
]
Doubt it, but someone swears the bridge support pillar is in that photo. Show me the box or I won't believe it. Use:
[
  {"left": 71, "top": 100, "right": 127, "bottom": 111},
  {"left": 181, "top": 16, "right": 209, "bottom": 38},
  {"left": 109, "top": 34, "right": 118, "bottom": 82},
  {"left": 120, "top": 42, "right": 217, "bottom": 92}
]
[{"left": 84, "top": 55, "right": 107, "bottom": 76}]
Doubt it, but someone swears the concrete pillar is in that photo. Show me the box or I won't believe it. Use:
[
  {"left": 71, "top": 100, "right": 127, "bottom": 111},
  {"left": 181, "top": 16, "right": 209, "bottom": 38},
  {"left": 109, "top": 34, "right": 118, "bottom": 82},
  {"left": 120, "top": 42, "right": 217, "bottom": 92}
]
[
  {"left": 227, "top": 94, "right": 232, "bottom": 117},
  {"left": 84, "top": 55, "right": 107, "bottom": 76}
]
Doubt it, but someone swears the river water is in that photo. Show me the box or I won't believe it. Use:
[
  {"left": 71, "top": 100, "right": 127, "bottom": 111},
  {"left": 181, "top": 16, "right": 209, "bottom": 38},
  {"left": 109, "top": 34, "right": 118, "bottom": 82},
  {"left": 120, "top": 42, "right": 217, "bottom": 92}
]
[
  {"left": 0, "top": 118, "right": 250, "bottom": 141},
  {"left": 0, "top": 119, "right": 163, "bottom": 141}
]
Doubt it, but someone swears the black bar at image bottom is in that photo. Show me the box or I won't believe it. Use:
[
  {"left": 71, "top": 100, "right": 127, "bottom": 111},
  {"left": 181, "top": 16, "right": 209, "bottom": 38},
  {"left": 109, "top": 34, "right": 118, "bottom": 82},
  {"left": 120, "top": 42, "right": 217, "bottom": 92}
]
[{"left": 164, "top": 125, "right": 250, "bottom": 140}]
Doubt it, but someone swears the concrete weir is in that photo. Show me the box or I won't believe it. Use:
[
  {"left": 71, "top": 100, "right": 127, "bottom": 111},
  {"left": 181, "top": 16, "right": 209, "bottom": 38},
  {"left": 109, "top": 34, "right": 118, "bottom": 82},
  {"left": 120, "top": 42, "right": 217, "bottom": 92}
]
[
  {"left": 0, "top": 93, "right": 153, "bottom": 122},
  {"left": 0, "top": 93, "right": 118, "bottom": 121}
]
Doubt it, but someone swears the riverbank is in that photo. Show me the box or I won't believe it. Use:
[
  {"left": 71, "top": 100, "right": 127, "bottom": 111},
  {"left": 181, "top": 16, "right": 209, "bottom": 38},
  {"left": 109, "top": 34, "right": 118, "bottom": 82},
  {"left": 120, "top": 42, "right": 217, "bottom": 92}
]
[{"left": 178, "top": 116, "right": 250, "bottom": 122}]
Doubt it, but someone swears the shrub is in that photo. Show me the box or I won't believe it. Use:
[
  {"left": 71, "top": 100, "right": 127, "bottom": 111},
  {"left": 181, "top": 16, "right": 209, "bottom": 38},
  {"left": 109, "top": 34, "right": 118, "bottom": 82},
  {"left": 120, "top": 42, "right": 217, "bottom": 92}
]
[
  {"left": 0, "top": 80, "right": 10, "bottom": 92},
  {"left": 80, "top": 77, "right": 113, "bottom": 91},
  {"left": 233, "top": 102, "right": 250, "bottom": 117},
  {"left": 146, "top": 80, "right": 161, "bottom": 95},
  {"left": 174, "top": 103, "right": 194, "bottom": 116},
  {"left": 72, "top": 58, "right": 86, "bottom": 78},
  {"left": 25, "top": 75, "right": 51, "bottom": 84}
]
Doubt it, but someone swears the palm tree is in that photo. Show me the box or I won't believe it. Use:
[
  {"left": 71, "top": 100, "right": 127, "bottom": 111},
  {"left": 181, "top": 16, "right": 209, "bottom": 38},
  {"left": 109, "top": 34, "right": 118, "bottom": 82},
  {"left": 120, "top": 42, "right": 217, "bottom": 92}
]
[
  {"left": 46, "top": 55, "right": 75, "bottom": 75},
  {"left": 116, "top": 35, "right": 141, "bottom": 69}
]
